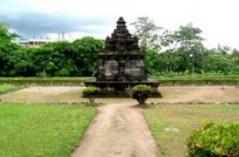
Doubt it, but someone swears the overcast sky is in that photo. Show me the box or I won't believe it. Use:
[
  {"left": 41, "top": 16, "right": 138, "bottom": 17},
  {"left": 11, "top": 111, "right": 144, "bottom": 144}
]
[{"left": 0, "top": 0, "right": 238, "bottom": 49}]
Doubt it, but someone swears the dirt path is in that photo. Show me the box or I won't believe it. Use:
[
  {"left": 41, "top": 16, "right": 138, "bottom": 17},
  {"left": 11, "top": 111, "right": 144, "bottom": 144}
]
[
  {"left": 1, "top": 86, "right": 239, "bottom": 104},
  {"left": 72, "top": 103, "right": 161, "bottom": 157}
]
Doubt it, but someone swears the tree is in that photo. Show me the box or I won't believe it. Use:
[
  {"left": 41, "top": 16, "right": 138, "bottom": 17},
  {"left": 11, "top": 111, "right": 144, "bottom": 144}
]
[
  {"left": 131, "top": 17, "right": 162, "bottom": 50},
  {"left": 217, "top": 45, "right": 231, "bottom": 55},
  {"left": 8, "top": 48, "right": 35, "bottom": 76},
  {"left": 175, "top": 23, "right": 203, "bottom": 49},
  {"left": 145, "top": 48, "right": 164, "bottom": 74},
  {"left": 32, "top": 41, "right": 78, "bottom": 77},
  {"left": 32, "top": 37, "right": 104, "bottom": 77},
  {"left": 0, "top": 23, "right": 20, "bottom": 76},
  {"left": 160, "top": 30, "right": 179, "bottom": 72},
  {"left": 201, "top": 53, "right": 237, "bottom": 74},
  {"left": 173, "top": 23, "right": 205, "bottom": 73},
  {"left": 0, "top": 23, "right": 18, "bottom": 43},
  {"left": 232, "top": 48, "right": 239, "bottom": 65},
  {"left": 73, "top": 37, "right": 104, "bottom": 76}
]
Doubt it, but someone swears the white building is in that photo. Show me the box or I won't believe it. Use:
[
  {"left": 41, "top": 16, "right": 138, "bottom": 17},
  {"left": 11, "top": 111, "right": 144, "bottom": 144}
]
[{"left": 17, "top": 38, "right": 52, "bottom": 48}]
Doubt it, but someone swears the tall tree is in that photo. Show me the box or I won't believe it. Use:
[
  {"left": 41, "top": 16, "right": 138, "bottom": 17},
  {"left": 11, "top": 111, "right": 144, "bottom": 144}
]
[
  {"left": 131, "top": 17, "right": 162, "bottom": 50},
  {"left": 0, "top": 23, "right": 20, "bottom": 76},
  {"left": 160, "top": 30, "right": 179, "bottom": 72},
  {"left": 173, "top": 23, "right": 205, "bottom": 73},
  {"left": 175, "top": 23, "right": 203, "bottom": 49},
  {"left": 73, "top": 37, "right": 104, "bottom": 76},
  {"left": 232, "top": 48, "right": 239, "bottom": 65},
  {"left": 0, "top": 23, "right": 18, "bottom": 43}
]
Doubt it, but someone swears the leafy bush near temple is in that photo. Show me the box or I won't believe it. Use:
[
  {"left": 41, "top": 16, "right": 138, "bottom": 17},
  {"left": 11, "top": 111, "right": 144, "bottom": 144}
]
[
  {"left": 187, "top": 122, "right": 239, "bottom": 157},
  {"left": 83, "top": 86, "right": 101, "bottom": 105},
  {"left": 83, "top": 86, "right": 101, "bottom": 97},
  {"left": 130, "top": 85, "right": 153, "bottom": 105}
]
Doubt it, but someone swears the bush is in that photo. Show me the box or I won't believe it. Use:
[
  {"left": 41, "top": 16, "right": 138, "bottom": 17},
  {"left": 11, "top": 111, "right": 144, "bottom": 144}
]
[
  {"left": 130, "top": 85, "right": 153, "bottom": 105},
  {"left": 83, "top": 86, "right": 101, "bottom": 105},
  {"left": 83, "top": 86, "right": 101, "bottom": 97},
  {"left": 0, "top": 83, "right": 16, "bottom": 93},
  {"left": 187, "top": 122, "right": 239, "bottom": 157}
]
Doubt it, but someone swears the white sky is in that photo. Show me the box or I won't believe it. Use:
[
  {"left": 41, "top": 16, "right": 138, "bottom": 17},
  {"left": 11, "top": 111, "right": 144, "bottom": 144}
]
[{"left": 0, "top": 0, "right": 239, "bottom": 49}]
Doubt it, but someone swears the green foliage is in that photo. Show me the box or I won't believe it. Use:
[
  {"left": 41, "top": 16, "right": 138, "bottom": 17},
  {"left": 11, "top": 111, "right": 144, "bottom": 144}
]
[
  {"left": 154, "top": 75, "right": 239, "bottom": 85},
  {"left": 130, "top": 85, "right": 153, "bottom": 105},
  {"left": 0, "top": 24, "right": 103, "bottom": 77},
  {"left": 32, "top": 41, "right": 78, "bottom": 77},
  {"left": 202, "top": 53, "right": 239, "bottom": 74},
  {"left": 131, "top": 17, "right": 162, "bottom": 50},
  {"left": 0, "top": 83, "right": 16, "bottom": 93},
  {"left": 8, "top": 47, "right": 35, "bottom": 76},
  {"left": 0, "top": 23, "right": 18, "bottom": 43},
  {"left": 187, "top": 122, "right": 239, "bottom": 157},
  {"left": 0, "top": 103, "right": 97, "bottom": 157},
  {"left": 0, "top": 36, "right": 103, "bottom": 77},
  {"left": 0, "top": 24, "right": 21, "bottom": 76},
  {"left": 83, "top": 86, "right": 101, "bottom": 97},
  {"left": 83, "top": 86, "right": 101, "bottom": 105},
  {"left": 73, "top": 37, "right": 104, "bottom": 76},
  {"left": 145, "top": 49, "right": 164, "bottom": 74}
]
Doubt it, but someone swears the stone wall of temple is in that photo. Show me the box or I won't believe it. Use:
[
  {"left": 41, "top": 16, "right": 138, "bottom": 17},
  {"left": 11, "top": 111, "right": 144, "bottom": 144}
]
[{"left": 97, "top": 17, "right": 146, "bottom": 82}]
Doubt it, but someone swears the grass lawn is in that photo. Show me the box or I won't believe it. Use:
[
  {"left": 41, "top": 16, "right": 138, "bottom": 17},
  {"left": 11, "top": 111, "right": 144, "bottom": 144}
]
[
  {"left": 0, "top": 84, "right": 18, "bottom": 94},
  {"left": 143, "top": 104, "right": 239, "bottom": 157},
  {"left": 0, "top": 103, "right": 97, "bottom": 157}
]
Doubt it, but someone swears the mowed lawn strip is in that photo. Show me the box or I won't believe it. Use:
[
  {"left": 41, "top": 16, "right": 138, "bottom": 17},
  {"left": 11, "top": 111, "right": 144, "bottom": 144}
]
[
  {"left": 0, "top": 104, "right": 97, "bottom": 157},
  {"left": 143, "top": 104, "right": 239, "bottom": 157}
]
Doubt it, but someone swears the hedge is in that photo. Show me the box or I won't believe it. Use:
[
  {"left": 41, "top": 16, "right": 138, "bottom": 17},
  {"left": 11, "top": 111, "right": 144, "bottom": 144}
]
[
  {"left": 82, "top": 86, "right": 101, "bottom": 97},
  {"left": 0, "top": 76, "right": 238, "bottom": 85},
  {"left": 0, "top": 77, "right": 93, "bottom": 85},
  {"left": 187, "top": 122, "right": 239, "bottom": 157},
  {"left": 153, "top": 76, "right": 239, "bottom": 85}
]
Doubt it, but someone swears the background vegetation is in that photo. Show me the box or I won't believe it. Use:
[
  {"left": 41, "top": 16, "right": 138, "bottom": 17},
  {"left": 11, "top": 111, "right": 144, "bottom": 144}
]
[{"left": 1, "top": 17, "right": 239, "bottom": 77}]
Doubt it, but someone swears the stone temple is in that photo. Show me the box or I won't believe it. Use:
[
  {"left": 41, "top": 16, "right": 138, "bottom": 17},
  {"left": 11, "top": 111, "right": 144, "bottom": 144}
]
[{"left": 85, "top": 17, "right": 159, "bottom": 93}]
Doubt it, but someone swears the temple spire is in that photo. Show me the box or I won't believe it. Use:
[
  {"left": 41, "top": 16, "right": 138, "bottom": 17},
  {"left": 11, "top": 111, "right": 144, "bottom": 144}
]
[
  {"left": 117, "top": 17, "right": 126, "bottom": 25},
  {"left": 105, "top": 17, "right": 139, "bottom": 52}
]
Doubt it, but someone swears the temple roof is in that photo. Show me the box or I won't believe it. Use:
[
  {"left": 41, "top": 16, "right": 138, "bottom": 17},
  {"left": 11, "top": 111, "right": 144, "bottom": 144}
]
[
  {"left": 104, "top": 17, "right": 140, "bottom": 52},
  {"left": 117, "top": 17, "right": 126, "bottom": 25}
]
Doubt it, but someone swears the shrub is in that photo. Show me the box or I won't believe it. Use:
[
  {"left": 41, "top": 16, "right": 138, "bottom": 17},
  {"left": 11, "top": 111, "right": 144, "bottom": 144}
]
[
  {"left": 83, "top": 86, "right": 101, "bottom": 105},
  {"left": 83, "top": 86, "right": 101, "bottom": 97},
  {"left": 130, "top": 84, "right": 153, "bottom": 106},
  {"left": 187, "top": 122, "right": 239, "bottom": 157},
  {"left": 0, "top": 83, "right": 16, "bottom": 93}
]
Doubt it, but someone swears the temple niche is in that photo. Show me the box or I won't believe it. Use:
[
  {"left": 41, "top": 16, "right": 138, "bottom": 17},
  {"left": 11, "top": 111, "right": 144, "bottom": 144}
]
[{"left": 85, "top": 17, "right": 159, "bottom": 92}]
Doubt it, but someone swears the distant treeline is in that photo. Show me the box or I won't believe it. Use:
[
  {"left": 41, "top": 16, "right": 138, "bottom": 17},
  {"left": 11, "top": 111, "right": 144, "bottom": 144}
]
[
  {"left": 0, "top": 23, "right": 104, "bottom": 76},
  {"left": 0, "top": 19, "right": 239, "bottom": 77}
]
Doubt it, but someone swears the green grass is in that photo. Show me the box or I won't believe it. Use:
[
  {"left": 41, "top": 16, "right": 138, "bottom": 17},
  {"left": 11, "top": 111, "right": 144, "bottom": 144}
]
[
  {"left": 0, "top": 103, "right": 97, "bottom": 157},
  {"left": 0, "top": 84, "right": 17, "bottom": 94},
  {"left": 143, "top": 104, "right": 239, "bottom": 157}
]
